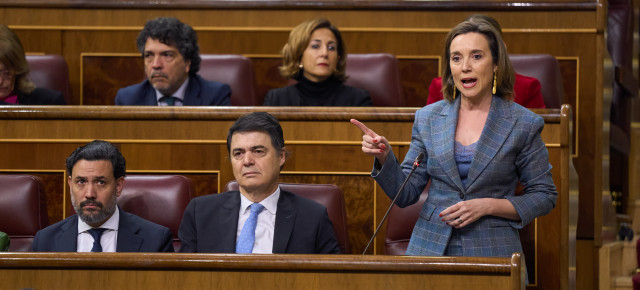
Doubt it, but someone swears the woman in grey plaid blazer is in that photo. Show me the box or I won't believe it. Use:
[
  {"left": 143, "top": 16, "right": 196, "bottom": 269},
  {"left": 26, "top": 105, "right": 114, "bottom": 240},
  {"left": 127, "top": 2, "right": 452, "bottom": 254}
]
[{"left": 352, "top": 18, "right": 557, "bottom": 259}]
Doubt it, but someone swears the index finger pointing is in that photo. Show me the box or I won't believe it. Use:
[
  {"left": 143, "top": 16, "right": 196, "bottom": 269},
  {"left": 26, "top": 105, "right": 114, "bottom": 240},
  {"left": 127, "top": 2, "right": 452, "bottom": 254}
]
[{"left": 350, "top": 119, "right": 378, "bottom": 138}]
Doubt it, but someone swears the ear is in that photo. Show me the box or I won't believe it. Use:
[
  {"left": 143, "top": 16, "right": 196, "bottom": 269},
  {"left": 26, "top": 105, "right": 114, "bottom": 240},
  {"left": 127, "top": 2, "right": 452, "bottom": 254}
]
[
  {"left": 278, "top": 148, "right": 286, "bottom": 167},
  {"left": 115, "top": 176, "right": 125, "bottom": 198},
  {"left": 67, "top": 175, "right": 73, "bottom": 188},
  {"left": 185, "top": 60, "right": 191, "bottom": 74}
]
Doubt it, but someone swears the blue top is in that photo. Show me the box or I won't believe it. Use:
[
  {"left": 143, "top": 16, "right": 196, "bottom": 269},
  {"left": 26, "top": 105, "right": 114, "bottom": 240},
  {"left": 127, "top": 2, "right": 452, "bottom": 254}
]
[{"left": 454, "top": 141, "right": 477, "bottom": 188}]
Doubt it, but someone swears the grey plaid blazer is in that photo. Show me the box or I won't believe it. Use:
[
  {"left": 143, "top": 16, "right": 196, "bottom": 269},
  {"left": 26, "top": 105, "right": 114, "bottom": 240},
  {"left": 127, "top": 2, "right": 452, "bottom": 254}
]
[{"left": 373, "top": 96, "right": 557, "bottom": 257}]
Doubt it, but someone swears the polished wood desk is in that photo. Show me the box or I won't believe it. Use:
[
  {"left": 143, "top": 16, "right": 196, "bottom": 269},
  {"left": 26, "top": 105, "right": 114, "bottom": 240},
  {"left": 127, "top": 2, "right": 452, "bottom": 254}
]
[
  {"left": 0, "top": 105, "right": 575, "bottom": 289},
  {"left": 0, "top": 252, "right": 524, "bottom": 289}
]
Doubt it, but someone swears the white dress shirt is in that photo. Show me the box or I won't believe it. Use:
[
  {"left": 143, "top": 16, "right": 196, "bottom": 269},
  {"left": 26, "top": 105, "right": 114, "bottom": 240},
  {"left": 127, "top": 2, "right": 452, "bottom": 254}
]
[
  {"left": 237, "top": 187, "right": 280, "bottom": 254},
  {"left": 76, "top": 206, "right": 120, "bottom": 252}
]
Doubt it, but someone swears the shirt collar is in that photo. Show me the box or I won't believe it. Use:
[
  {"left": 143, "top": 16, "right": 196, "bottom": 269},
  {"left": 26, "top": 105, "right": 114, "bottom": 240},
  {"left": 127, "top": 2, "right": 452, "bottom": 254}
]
[
  {"left": 239, "top": 186, "right": 280, "bottom": 215},
  {"left": 155, "top": 76, "right": 189, "bottom": 102},
  {"left": 77, "top": 206, "right": 120, "bottom": 233}
]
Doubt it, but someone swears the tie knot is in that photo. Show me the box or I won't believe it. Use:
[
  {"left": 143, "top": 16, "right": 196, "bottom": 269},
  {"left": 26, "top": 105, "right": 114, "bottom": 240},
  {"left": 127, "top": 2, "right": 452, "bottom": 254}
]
[
  {"left": 88, "top": 228, "right": 107, "bottom": 239},
  {"left": 250, "top": 203, "right": 264, "bottom": 214},
  {"left": 88, "top": 228, "right": 107, "bottom": 252},
  {"left": 160, "top": 95, "right": 176, "bottom": 106}
]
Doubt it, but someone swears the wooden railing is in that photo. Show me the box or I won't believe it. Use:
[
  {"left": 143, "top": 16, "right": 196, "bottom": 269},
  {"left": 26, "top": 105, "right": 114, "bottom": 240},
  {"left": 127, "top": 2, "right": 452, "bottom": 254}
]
[{"left": 0, "top": 252, "right": 525, "bottom": 289}]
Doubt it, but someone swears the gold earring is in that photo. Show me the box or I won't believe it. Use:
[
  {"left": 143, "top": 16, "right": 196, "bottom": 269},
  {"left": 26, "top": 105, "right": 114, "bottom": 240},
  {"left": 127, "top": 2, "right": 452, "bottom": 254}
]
[
  {"left": 492, "top": 74, "right": 497, "bottom": 95},
  {"left": 452, "top": 86, "right": 457, "bottom": 99}
]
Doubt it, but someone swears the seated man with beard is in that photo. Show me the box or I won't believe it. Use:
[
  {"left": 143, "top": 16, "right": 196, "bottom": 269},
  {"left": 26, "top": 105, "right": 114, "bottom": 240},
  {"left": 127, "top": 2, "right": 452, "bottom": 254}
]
[
  {"left": 32, "top": 140, "right": 173, "bottom": 252},
  {"left": 115, "top": 17, "right": 230, "bottom": 106}
]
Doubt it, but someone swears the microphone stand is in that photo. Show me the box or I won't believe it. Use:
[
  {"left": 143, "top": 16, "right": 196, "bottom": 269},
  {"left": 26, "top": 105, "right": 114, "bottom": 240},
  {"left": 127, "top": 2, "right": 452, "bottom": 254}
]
[{"left": 362, "top": 153, "right": 424, "bottom": 255}]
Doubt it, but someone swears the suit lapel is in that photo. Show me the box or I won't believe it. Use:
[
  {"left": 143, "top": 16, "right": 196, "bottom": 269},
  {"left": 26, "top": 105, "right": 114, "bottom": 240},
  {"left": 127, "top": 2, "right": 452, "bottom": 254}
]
[
  {"left": 143, "top": 82, "right": 159, "bottom": 105},
  {"left": 272, "top": 191, "right": 295, "bottom": 253},
  {"left": 431, "top": 98, "right": 465, "bottom": 193},
  {"left": 182, "top": 75, "right": 201, "bottom": 106},
  {"left": 466, "top": 97, "right": 516, "bottom": 190},
  {"left": 55, "top": 215, "right": 79, "bottom": 251},
  {"left": 219, "top": 192, "right": 241, "bottom": 253},
  {"left": 116, "top": 209, "right": 143, "bottom": 252}
]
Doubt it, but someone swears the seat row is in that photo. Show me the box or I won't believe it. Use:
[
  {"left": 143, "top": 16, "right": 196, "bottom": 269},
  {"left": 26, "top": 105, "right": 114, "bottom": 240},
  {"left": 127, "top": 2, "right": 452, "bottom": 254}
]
[
  {"left": 0, "top": 174, "right": 355, "bottom": 254},
  {"left": 27, "top": 53, "right": 564, "bottom": 108}
]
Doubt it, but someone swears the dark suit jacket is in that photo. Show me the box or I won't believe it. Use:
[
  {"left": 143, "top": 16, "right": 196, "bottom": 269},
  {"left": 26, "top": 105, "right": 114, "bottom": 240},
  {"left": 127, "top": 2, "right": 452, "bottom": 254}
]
[
  {"left": 427, "top": 74, "right": 546, "bottom": 108},
  {"left": 178, "top": 190, "right": 340, "bottom": 254},
  {"left": 263, "top": 84, "right": 372, "bottom": 106},
  {"left": 31, "top": 207, "right": 174, "bottom": 252},
  {"left": 0, "top": 88, "right": 66, "bottom": 105},
  {"left": 114, "top": 74, "right": 231, "bottom": 106}
]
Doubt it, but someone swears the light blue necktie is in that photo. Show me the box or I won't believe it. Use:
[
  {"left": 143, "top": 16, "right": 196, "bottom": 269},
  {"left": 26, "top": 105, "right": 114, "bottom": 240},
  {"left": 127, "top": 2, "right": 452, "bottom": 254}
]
[
  {"left": 236, "top": 203, "right": 264, "bottom": 253},
  {"left": 88, "top": 228, "right": 107, "bottom": 252}
]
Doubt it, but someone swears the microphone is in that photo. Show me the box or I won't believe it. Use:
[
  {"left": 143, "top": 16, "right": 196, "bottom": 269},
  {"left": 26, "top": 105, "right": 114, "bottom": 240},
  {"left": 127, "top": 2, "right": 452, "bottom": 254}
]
[{"left": 362, "top": 152, "right": 425, "bottom": 255}]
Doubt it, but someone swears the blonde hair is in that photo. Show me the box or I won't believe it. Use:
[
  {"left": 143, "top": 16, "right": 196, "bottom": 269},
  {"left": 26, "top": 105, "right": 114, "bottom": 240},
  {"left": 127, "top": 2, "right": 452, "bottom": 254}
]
[
  {"left": 441, "top": 18, "right": 514, "bottom": 102},
  {"left": 0, "top": 25, "right": 35, "bottom": 94},
  {"left": 279, "top": 18, "right": 348, "bottom": 82}
]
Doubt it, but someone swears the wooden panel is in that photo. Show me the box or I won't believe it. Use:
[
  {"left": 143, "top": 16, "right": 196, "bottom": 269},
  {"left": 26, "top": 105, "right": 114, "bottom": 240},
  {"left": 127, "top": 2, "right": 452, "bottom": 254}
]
[
  {"left": 82, "top": 55, "right": 144, "bottom": 105},
  {"left": 0, "top": 252, "right": 524, "bottom": 290},
  {"left": 398, "top": 58, "right": 440, "bottom": 106},
  {"left": 253, "top": 58, "right": 288, "bottom": 105}
]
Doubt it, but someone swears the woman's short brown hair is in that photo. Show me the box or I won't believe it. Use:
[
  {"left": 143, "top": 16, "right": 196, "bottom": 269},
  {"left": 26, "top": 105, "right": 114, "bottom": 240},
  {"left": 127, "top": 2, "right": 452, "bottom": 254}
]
[
  {"left": 441, "top": 18, "right": 514, "bottom": 102},
  {"left": 279, "top": 18, "right": 348, "bottom": 83},
  {"left": 0, "top": 25, "right": 35, "bottom": 94}
]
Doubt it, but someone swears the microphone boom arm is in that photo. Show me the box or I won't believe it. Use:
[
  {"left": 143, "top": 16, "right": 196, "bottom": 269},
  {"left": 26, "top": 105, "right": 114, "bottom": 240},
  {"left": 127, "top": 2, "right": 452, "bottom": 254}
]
[{"left": 362, "top": 152, "right": 424, "bottom": 255}]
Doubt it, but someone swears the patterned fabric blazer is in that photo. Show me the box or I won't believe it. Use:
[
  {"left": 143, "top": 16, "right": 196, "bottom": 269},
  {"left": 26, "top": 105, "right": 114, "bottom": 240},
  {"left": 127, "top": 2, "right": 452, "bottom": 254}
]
[{"left": 373, "top": 96, "right": 557, "bottom": 258}]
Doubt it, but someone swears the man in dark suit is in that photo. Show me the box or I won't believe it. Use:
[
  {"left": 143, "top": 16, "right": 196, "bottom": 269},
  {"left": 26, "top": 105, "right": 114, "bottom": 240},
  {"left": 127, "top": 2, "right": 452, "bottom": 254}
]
[
  {"left": 115, "top": 17, "right": 230, "bottom": 106},
  {"left": 32, "top": 140, "right": 173, "bottom": 252},
  {"left": 178, "top": 112, "right": 340, "bottom": 254}
]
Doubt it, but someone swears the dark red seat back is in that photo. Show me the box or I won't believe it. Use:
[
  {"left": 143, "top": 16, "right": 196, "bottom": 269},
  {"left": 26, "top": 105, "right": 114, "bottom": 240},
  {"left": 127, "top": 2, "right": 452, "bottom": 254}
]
[
  {"left": 345, "top": 53, "right": 405, "bottom": 107},
  {"left": 199, "top": 54, "right": 259, "bottom": 106},
  {"left": 117, "top": 175, "right": 194, "bottom": 252},
  {"left": 25, "top": 55, "right": 71, "bottom": 104},
  {"left": 509, "top": 54, "right": 564, "bottom": 108},
  {"left": 0, "top": 174, "right": 49, "bottom": 251}
]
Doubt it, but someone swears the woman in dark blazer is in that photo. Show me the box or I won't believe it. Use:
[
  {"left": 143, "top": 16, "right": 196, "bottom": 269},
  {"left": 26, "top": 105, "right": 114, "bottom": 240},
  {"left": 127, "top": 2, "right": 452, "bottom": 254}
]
[
  {"left": 263, "top": 18, "right": 371, "bottom": 107},
  {"left": 352, "top": 17, "right": 557, "bottom": 274},
  {"left": 0, "top": 25, "right": 65, "bottom": 105}
]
